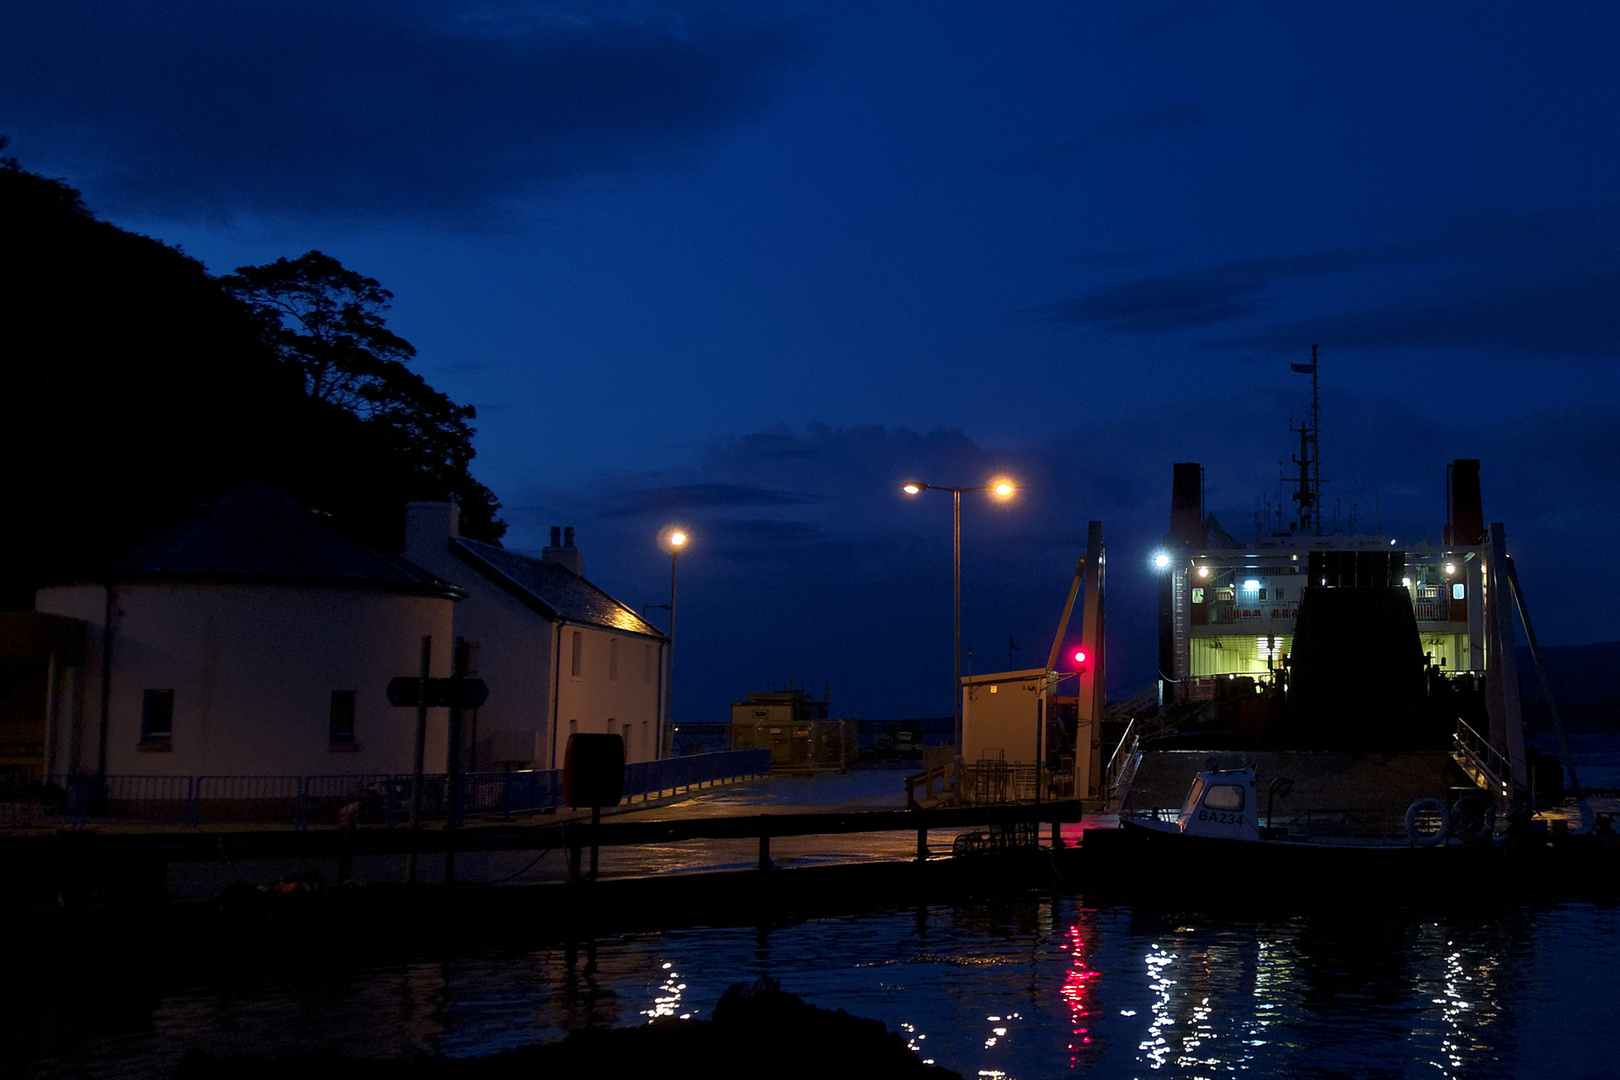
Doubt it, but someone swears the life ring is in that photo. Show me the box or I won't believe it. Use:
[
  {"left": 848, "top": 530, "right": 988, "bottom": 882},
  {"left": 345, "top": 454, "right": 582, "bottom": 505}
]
[
  {"left": 1450, "top": 793, "right": 1495, "bottom": 844},
  {"left": 1405, "top": 798, "right": 1450, "bottom": 846}
]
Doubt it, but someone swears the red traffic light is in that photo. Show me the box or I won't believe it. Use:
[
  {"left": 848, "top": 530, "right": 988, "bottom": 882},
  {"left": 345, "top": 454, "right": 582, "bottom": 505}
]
[{"left": 1073, "top": 649, "right": 1087, "bottom": 666}]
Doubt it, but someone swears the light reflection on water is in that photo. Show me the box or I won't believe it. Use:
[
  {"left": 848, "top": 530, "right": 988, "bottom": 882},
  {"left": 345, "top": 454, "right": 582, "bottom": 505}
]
[{"left": 13, "top": 896, "right": 1620, "bottom": 1080}]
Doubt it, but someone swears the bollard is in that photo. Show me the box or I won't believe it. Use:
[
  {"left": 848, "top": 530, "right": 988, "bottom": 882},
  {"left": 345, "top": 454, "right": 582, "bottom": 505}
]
[
  {"left": 588, "top": 806, "right": 601, "bottom": 880},
  {"left": 566, "top": 821, "right": 583, "bottom": 882}
]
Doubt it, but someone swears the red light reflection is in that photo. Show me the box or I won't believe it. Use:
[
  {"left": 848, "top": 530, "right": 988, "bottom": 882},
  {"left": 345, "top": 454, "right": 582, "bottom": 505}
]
[{"left": 1059, "top": 920, "right": 1100, "bottom": 1067}]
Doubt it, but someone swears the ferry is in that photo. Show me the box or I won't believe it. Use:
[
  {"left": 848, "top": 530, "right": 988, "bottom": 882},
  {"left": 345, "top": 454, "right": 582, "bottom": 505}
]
[{"left": 1108, "top": 350, "right": 1575, "bottom": 840}]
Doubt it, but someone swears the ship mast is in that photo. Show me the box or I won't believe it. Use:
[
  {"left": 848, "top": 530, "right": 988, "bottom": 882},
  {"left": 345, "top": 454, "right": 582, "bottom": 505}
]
[{"left": 1287, "top": 345, "right": 1325, "bottom": 535}]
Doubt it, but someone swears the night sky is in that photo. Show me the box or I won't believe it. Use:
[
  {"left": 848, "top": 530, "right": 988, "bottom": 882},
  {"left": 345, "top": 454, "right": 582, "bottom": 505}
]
[{"left": 5, "top": 2, "right": 1616, "bottom": 722}]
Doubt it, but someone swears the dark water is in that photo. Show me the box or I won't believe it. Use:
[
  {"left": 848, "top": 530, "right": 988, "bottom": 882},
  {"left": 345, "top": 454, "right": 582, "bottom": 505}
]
[
  {"left": 12, "top": 892, "right": 1620, "bottom": 1080},
  {"left": 1533, "top": 732, "right": 1620, "bottom": 791}
]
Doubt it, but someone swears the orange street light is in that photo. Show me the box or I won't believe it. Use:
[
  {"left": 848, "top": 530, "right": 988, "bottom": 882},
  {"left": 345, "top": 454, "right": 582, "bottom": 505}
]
[
  {"left": 659, "top": 527, "right": 688, "bottom": 757},
  {"left": 900, "top": 478, "right": 1019, "bottom": 784}
]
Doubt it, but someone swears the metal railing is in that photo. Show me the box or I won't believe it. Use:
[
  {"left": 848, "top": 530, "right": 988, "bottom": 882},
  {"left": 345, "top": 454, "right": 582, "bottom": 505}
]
[
  {"left": 1105, "top": 719, "right": 1142, "bottom": 809},
  {"left": 1267, "top": 807, "right": 1412, "bottom": 842},
  {"left": 3, "top": 749, "right": 770, "bottom": 831},
  {"left": 1118, "top": 805, "right": 1423, "bottom": 842},
  {"left": 962, "top": 760, "right": 1041, "bottom": 805},
  {"left": 1453, "top": 717, "right": 1512, "bottom": 795}
]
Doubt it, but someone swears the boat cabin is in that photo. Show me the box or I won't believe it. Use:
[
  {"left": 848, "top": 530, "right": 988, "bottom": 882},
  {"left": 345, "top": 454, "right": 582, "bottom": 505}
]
[{"left": 1175, "top": 768, "right": 1261, "bottom": 840}]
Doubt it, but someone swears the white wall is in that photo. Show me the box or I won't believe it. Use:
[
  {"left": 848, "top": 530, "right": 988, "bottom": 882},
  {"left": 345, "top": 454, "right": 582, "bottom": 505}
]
[
  {"left": 554, "top": 625, "right": 663, "bottom": 765},
  {"left": 405, "top": 502, "right": 664, "bottom": 768},
  {"left": 961, "top": 671, "right": 1049, "bottom": 765},
  {"left": 36, "top": 582, "right": 454, "bottom": 777}
]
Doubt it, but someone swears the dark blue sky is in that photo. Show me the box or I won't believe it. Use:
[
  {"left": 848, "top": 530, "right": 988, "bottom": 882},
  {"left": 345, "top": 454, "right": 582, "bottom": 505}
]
[{"left": 5, "top": 2, "right": 1616, "bottom": 721}]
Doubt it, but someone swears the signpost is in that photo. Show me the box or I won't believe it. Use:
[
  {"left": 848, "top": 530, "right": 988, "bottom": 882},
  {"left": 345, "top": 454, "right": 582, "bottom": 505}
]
[
  {"left": 386, "top": 675, "right": 490, "bottom": 709},
  {"left": 388, "top": 640, "right": 489, "bottom": 885}
]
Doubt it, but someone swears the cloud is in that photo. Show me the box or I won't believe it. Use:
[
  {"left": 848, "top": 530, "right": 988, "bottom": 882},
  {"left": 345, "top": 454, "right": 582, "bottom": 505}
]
[
  {"left": 1219, "top": 266, "right": 1620, "bottom": 357},
  {"left": 1216, "top": 206, "right": 1620, "bottom": 356},
  {"left": 1096, "top": 101, "right": 1208, "bottom": 139},
  {"left": 497, "top": 401, "right": 1618, "bottom": 721},
  {"left": 1040, "top": 250, "right": 1397, "bottom": 332},
  {"left": 1045, "top": 204, "right": 1620, "bottom": 356},
  {"left": 599, "top": 481, "right": 816, "bottom": 517},
  {"left": 1004, "top": 101, "right": 1209, "bottom": 174},
  {"left": 0, "top": 0, "right": 810, "bottom": 226}
]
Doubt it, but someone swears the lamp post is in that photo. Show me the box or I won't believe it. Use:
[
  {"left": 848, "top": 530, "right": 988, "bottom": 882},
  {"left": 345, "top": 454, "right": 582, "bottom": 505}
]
[
  {"left": 660, "top": 528, "right": 687, "bottom": 758},
  {"left": 901, "top": 479, "right": 1015, "bottom": 780}
]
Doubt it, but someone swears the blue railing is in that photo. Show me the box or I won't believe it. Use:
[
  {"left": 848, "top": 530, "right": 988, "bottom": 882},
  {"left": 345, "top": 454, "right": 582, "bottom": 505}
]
[{"left": 17, "top": 749, "right": 771, "bottom": 831}]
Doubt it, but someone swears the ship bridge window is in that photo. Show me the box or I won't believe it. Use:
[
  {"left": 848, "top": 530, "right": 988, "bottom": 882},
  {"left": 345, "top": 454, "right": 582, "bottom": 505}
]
[
  {"left": 1453, "top": 584, "right": 1465, "bottom": 600},
  {"left": 1204, "top": 785, "right": 1246, "bottom": 811}
]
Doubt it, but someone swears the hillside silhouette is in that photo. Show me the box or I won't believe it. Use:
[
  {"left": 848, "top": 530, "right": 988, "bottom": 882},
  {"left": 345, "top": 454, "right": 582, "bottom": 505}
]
[{"left": 0, "top": 148, "right": 504, "bottom": 606}]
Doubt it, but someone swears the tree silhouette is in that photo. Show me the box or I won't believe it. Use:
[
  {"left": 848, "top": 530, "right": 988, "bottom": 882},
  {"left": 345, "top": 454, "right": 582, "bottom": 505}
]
[
  {"left": 0, "top": 144, "right": 505, "bottom": 607},
  {"left": 221, "top": 251, "right": 503, "bottom": 543},
  {"left": 1, "top": 140, "right": 307, "bottom": 606}
]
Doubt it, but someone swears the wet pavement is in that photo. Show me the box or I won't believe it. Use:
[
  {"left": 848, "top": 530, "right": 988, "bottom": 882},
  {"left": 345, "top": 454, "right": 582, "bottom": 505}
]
[{"left": 164, "top": 764, "right": 1111, "bottom": 900}]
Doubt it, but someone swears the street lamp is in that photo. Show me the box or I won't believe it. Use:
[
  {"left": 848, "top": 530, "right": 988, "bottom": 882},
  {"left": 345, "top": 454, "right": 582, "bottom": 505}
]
[
  {"left": 901, "top": 478, "right": 1016, "bottom": 779},
  {"left": 659, "top": 528, "right": 687, "bottom": 758}
]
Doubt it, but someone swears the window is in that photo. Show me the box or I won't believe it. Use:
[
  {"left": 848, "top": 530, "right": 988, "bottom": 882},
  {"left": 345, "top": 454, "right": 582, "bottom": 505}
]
[
  {"left": 1452, "top": 584, "right": 1466, "bottom": 600},
  {"left": 1204, "top": 784, "right": 1246, "bottom": 811},
  {"left": 329, "top": 691, "right": 357, "bottom": 744},
  {"left": 570, "top": 630, "right": 583, "bottom": 677},
  {"left": 609, "top": 637, "right": 619, "bottom": 682},
  {"left": 141, "top": 689, "right": 174, "bottom": 744},
  {"left": 621, "top": 723, "right": 632, "bottom": 756}
]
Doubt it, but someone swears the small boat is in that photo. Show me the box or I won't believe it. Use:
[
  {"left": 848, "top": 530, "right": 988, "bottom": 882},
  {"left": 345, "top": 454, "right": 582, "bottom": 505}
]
[{"left": 1114, "top": 767, "right": 1502, "bottom": 890}]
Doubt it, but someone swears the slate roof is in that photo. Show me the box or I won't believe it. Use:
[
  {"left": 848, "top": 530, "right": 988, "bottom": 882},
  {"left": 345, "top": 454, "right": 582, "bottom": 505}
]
[
  {"left": 99, "top": 479, "right": 463, "bottom": 598},
  {"left": 452, "top": 537, "right": 665, "bottom": 639}
]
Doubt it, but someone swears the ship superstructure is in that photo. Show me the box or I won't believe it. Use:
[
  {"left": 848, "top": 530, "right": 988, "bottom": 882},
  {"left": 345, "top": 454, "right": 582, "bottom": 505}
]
[
  {"left": 1158, "top": 460, "right": 1489, "bottom": 707},
  {"left": 1112, "top": 353, "right": 1553, "bottom": 831}
]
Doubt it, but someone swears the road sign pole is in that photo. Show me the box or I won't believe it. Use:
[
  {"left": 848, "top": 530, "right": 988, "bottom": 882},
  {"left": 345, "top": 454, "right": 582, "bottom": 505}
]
[
  {"left": 444, "top": 638, "right": 471, "bottom": 887},
  {"left": 406, "top": 635, "right": 430, "bottom": 885}
]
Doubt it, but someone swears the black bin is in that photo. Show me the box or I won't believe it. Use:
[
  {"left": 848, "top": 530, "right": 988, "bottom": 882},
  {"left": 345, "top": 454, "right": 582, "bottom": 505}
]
[{"left": 563, "top": 733, "right": 625, "bottom": 808}]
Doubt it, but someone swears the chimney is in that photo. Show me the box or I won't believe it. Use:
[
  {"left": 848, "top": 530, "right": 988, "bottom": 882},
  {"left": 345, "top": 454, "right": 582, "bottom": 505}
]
[
  {"left": 1169, "top": 463, "right": 1204, "bottom": 546},
  {"left": 405, "top": 501, "right": 460, "bottom": 562},
  {"left": 542, "top": 524, "right": 584, "bottom": 576},
  {"left": 1446, "top": 460, "right": 1484, "bottom": 545}
]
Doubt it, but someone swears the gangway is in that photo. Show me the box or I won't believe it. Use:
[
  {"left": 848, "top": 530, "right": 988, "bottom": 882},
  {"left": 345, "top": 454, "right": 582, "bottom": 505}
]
[{"left": 1453, "top": 716, "right": 1513, "bottom": 809}]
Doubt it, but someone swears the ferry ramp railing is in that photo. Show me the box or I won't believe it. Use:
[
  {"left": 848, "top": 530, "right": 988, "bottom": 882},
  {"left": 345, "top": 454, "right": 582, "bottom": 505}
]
[
  {"left": 1453, "top": 717, "right": 1513, "bottom": 798},
  {"left": 1105, "top": 719, "right": 1143, "bottom": 810}
]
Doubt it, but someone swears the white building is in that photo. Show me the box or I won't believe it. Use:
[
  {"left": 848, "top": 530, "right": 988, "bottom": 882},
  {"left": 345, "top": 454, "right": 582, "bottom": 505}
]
[
  {"left": 404, "top": 504, "right": 667, "bottom": 769},
  {"left": 34, "top": 481, "right": 461, "bottom": 778}
]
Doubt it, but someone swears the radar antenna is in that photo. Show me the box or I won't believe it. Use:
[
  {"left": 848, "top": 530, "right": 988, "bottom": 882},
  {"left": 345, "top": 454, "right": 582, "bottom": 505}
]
[{"left": 1286, "top": 345, "right": 1326, "bottom": 535}]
